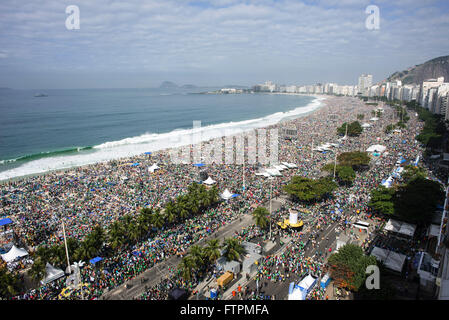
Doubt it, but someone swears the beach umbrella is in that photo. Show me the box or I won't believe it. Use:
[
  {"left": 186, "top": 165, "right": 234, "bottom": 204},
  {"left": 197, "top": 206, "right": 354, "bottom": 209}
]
[{"left": 193, "top": 163, "right": 205, "bottom": 167}]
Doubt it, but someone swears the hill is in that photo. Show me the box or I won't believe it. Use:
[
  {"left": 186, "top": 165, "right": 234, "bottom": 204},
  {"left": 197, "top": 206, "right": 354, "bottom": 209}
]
[
  {"left": 386, "top": 55, "right": 449, "bottom": 84},
  {"left": 159, "top": 81, "right": 178, "bottom": 89}
]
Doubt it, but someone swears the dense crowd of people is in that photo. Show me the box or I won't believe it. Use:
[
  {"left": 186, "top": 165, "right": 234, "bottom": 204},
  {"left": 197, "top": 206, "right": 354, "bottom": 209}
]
[{"left": 0, "top": 95, "right": 431, "bottom": 300}]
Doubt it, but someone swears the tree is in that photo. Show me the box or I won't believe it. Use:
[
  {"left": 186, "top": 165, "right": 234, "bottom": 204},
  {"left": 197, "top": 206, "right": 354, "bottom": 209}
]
[
  {"left": 327, "top": 244, "right": 377, "bottom": 292},
  {"left": 368, "top": 186, "right": 395, "bottom": 216},
  {"left": 150, "top": 209, "right": 165, "bottom": 229},
  {"left": 401, "top": 165, "right": 426, "bottom": 183},
  {"left": 204, "top": 239, "right": 221, "bottom": 265},
  {"left": 222, "top": 238, "right": 246, "bottom": 262},
  {"left": 88, "top": 225, "right": 105, "bottom": 253},
  {"left": 252, "top": 207, "right": 270, "bottom": 230},
  {"left": 393, "top": 177, "right": 444, "bottom": 225},
  {"left": 321, "top": 164, "right": 356, "bottom": 186},
  {"left": 337, "top": 151, "right": 370, "bottom": 170},
  {"left": 337, "top": 121, "right": 362, "bottom": 137},
  {"left": 284, "top": 176, "right": 337, "bottom": 203},
  {"left": 357, "top": 114, "right": 364, "bottom": 120},
  {"left": 0, "top": 267, "right": 21, "bottom": 298},
  {"left": 28, "top": 257, "right": 46, "bottom": 283},
  {"left": 74, "top": 239, "right": 97, "bottom": 262},
  {"left": 385, "top": 124, "right": 395, "bottom": 134},
  {"left": 108, "top": 220, "right": 126, "bottom": 251},
  {"left": 189, "top": 245, "right": 205, "bottom": 270},
  {"left": 164, "top": 202, "right": 178, "bottom": 224},
  {"left": 178, "top": 256, "right": 195, "bottom": 282}
]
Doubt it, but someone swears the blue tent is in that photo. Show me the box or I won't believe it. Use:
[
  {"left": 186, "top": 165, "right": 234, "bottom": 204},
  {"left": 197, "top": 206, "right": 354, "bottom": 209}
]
[
  {"left": 231, "top": 194, "right": 240, "bottom": 198},
  {"left": 89, "top": 257, "right": 103, "bottom": 265},
  {"left": 131, "top": 163, "right": 140, "bottom": 167},
  {"left": 132, "top": 251, "right": 142, "bottom": 257},
  {"left": 0, "top": 218, "right": 13, "bottom": 227},
  {"left": 193, "top": 163, "right": 205, "bottom": 167},
  {"left": 400, "top": 159, "right": 406, "bottom": 164},
  {"left": 144, "top": 152, "right": 152, "bottom": 155}
]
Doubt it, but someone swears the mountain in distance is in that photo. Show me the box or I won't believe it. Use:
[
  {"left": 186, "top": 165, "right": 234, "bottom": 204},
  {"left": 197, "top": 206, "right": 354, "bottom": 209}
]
[
  {"left": 181, "top": 84, "right": 197, "bottom": 89},
  {"left": 386, "top": 55, "right": 449, "bottom": 84},
  {"left": 159, "top": 81, "right": 178, "bottom": 89}
]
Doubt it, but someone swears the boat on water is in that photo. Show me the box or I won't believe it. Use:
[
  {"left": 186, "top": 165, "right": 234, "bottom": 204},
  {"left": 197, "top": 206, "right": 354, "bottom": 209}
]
[{"left": 34, "top": 93, "right": 48, "bottom": 97}]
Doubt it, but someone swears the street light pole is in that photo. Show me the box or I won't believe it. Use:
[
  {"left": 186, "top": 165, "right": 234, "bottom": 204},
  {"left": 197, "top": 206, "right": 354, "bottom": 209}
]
[
  {"left": 333, "top": 151, "right": 338, "bottom": 180},
  {"left": 269, "top": 177, "right": 273, "bottom": 240},
  {"left": 62, "top": 220, "right": 71, "bottom": 275}
]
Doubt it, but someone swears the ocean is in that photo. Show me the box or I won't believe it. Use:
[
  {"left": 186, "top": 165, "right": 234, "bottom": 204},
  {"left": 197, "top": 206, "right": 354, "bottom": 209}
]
[{"left": 0, "top": 87, "right": 322, "bottom": 181}]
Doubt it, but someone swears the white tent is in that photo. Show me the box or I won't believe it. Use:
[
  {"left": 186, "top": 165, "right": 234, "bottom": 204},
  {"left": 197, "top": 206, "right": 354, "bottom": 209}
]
[
  {"left": 266, "top": 168, "right": 282, "bottom": 176},
  {"left": 41, "top": 262, "right": 65, "bottom": 285},
  {"left": 427, "top": 224, "right": 441, "bottom": 238},
  {"left": 221, "top": 189, "right": 233, "bottom": 200},
  {"left": 274, "top": 165, "right": 287, "bottom": 171},
  {"left": 366, "top": 144, "right": 386, "bottom": 153},
  {"left": 370, "top": 117, "right": 379, "bottom": 121},
  {"left": 203, "top": 177, "right": 216, "bottom": 185},
  {"left": 384, "top": 219, "right": 416, "bottom": 237},
  {"left": 1, "top": 245, "right": 28, "bottom": 263},
  {"left": 361, "top": 123, "right": 371, "bottom": 128},
  {"left": 148, "top": 163, "right": 160, "bottom": 173},
  {"left": 282, "top": 162, "right": 297, "bottom": 168},
  {"left": 371, "top": 247, "right": 406, "bottom": 273}
]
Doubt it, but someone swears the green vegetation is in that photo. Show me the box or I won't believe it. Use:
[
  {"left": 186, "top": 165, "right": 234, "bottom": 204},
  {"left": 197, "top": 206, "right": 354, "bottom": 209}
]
[
  {"left": 321, "top": 164, "right": 356, "bottom": 186},
  {"left": 357, "top": 114, "right": 365, "bottom": 120},
  {"left": 177, "top": 237, "right": 246, "bottom": 282},
  {"left": 30, "top": 183, "right": 220, "bottom": 283},
  {"left": 0, "top": 267, "right": 22, "bottom": 298},
  {"left": 368, "top": 176, "right": 444, "bottom": 225},
  {"left": 337, "top": 121, "right": 363, "bottom": 137},
  {"left": 283, "top": 176, "right": 337, "bottom": 203},
  {"left": 252, "top": 206, "right": 270, "bottom": 230},
  {"left": 368, "top": 186, "right": 395, "bottom": 216},
  {"left": 337, "top": 151, "right": 371, "bottom": 170},
  {"left": 394, "top": 176, "right": 444, "bottom": 224},
  {"left": 385, "top": 124, "right": 396, "bottom": 134},
  {"left": 327, "top": 244, "right": 377, "bottom": 292}
]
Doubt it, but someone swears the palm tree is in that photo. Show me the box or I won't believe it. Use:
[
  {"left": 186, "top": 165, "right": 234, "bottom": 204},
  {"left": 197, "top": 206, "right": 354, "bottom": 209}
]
[
  {"left": 189, "top": 245, "right": 205, "bottom": 269},
  {"left": 163, "top": 204, "right": 177, "bottom": 225},
  {"left": 139, "top": 208, "right": 153, "bottom": 230},
  {"left": 88, "top": 225, "right": 105, "bottom": 252},
  {"left": 204, "top": 239, "right": 221, "bottom": 265},
  {"left": 208, "top": 186, "right": 219, "bottom": 206},
  {"left": 150, "top": 209, "right": 165, "bottom": 229},
  {"left": 74, "top": 239, "right": 97, "bottom": 261},
  {"left": 222, "top": 238, "right": 246, "bottom": 262},
  {"left": 178, "top": 255, "right": 195, "bottom": 282},
  {"left": 177, "top": 198, "right": 190, "bottom": 220},
  {"left": 252, "top": 206, "right": 270, "bottom": 230},
  {"left": 28, "top": 257, "right": 46, "bottom": 283},
  {"left": 108, "top": 221, "right": 126, "bottom": 251},
  {"left": 35, "top": 246, "right": 51, "bottom": 263},
  {"left": 129, "top": 222, "right": 142, "bottom": 245}
]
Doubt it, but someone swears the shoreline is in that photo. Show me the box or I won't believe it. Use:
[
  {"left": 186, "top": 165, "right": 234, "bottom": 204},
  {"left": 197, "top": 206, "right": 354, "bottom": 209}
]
[{"left": 0, "top": 94, "right": 326, "bottom": 184}]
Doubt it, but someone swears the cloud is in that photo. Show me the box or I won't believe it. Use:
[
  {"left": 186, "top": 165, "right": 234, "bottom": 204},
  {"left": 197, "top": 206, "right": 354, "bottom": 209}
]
[{"left": 0, "top": 0, "right": 448, "bottom": 88}]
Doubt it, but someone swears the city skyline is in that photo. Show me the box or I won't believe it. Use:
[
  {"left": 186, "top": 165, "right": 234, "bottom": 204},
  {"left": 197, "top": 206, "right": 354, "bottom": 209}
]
[{"left": 1, "top": 0, "right": 449, "bottom": 89}]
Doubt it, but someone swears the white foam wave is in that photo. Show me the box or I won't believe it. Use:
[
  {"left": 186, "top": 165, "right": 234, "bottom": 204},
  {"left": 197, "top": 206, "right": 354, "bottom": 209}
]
[{"left": 0, "top": 96, "right": 324, "bottom": 181}]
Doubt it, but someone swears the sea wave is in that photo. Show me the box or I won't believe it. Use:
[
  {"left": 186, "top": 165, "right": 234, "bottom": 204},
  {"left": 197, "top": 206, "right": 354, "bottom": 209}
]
[{"left": 0, "top": 96, "right": 324, "bottom": 181}]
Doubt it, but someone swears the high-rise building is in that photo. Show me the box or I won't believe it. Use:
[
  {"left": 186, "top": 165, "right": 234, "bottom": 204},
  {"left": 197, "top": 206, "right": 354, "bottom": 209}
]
[{"left": 358, "top": 74, "right": 373, "bottom": 96}]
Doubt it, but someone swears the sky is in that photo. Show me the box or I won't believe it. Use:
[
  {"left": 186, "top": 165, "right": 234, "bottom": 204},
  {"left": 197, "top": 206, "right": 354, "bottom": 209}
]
[{"left": 0, "top": 0, "right": 449, "bottom": 89}]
